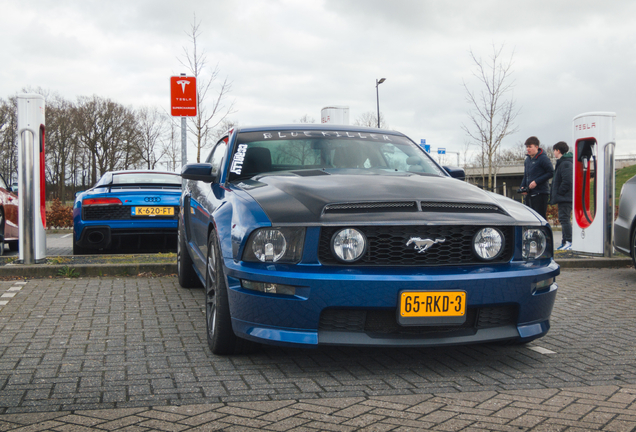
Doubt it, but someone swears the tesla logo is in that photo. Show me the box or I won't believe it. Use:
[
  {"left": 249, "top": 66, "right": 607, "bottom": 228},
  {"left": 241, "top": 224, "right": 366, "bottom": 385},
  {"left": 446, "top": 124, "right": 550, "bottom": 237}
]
[
  {"left": 144, "top": 197, "right": 161, "bottom": 203},
  {"left": 176, "top": 79, "right": 190, "bottom": 93},
  {"left": 406, "top": 237, "right": 445, "bottom": 253}
]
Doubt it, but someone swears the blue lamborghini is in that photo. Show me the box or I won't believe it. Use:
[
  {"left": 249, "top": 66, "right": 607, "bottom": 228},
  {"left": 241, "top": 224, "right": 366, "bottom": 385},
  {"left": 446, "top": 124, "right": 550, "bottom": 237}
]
[
  {"left": 73, "top": 170, "right": 181, "bottom": 254},
  {"left": 178, "top": 125, "right": 560, "bottom": 355}
]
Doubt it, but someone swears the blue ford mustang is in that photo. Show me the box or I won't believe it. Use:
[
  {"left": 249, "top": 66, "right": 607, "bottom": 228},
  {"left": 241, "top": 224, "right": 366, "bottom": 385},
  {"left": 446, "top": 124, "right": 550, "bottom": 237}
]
[
  {"left": 179, "top": 125, "right": 559, "bottom": 355},
  {"left": 73, "top": 170, "right": 181, "bottom": 254}
]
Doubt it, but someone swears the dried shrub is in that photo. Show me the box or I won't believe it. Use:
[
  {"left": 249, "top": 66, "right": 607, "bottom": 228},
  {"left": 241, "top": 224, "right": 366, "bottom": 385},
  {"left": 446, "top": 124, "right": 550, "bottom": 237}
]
[
  {"left": 46, "top": 199, "right": 73, "bottom": 228},
  {"left": 547, "top": 204, "right": 559, "bottom": 226}
]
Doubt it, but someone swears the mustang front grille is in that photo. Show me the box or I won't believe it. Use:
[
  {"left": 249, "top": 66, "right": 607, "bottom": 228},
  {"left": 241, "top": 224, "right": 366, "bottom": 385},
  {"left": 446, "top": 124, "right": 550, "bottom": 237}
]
[
  {"left": 318, "top": 225, "right": 514, "bottom": 266},
  {"left": 82, "top": 205, "right": 179, "bottom": 221},
  {"left": 319, "top": 306, "right": 517, "bottom": 335}
]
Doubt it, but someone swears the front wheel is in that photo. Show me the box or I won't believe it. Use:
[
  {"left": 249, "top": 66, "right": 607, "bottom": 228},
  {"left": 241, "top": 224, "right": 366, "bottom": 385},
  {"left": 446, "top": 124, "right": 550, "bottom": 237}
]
[{"left": 206, "top": 231, "right": 258, "bottom": 355}]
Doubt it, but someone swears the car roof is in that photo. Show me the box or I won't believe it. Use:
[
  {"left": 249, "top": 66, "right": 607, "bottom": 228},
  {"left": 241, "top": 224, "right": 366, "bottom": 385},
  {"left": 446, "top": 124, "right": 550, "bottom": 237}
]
[{"left": 233, "top": 124, "right": 408, "bottom": 137}]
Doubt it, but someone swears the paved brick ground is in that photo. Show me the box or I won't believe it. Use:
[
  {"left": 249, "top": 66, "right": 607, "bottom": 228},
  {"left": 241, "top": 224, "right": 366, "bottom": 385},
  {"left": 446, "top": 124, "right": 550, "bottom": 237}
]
[{"left": 0, "top": 268, "right": 634, "bottom": 430}]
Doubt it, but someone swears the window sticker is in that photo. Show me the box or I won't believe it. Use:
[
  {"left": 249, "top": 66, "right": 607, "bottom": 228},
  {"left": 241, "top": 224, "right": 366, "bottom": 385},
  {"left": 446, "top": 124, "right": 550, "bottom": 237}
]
[
  {"left": 230, "top": 144, "right": 248, "bottom": 175},
  {"left": 261, "top": 131, "right": 392, "bottom": 141}
]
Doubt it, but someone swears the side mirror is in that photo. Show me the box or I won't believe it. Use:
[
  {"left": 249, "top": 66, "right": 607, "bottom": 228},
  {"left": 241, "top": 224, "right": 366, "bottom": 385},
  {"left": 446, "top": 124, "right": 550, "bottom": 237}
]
[
  {"left": 443, "top": 166, "right": 465, "bottom": 181},
  {"left": 181, "top": 163, "right": 216, "bottom": 183}
]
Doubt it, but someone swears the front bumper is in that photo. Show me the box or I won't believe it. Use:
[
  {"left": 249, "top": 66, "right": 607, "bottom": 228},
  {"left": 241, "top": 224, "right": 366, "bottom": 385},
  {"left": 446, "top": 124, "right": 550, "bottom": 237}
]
[{"left": 223, "top": 259, "right": 560, "bottom": 348}]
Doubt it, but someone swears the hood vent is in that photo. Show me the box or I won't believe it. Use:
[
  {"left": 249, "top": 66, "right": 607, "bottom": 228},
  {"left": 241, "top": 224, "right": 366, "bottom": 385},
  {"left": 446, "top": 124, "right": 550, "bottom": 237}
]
[
  {"left": 323, "top": 201, "right": 505, "bottom": 215},
  {"left": 324, "top": 201, "right": 417, "bottom": 214},
  {"left": 420, "top": 202, "right": 504, "bottom": 214}
]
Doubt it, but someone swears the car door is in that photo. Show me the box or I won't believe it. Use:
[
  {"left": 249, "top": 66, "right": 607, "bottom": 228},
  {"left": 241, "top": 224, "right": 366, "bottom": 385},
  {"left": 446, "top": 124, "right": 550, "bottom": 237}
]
[{"left": 186, "top": 136, "right": 229, "bottom": 275}]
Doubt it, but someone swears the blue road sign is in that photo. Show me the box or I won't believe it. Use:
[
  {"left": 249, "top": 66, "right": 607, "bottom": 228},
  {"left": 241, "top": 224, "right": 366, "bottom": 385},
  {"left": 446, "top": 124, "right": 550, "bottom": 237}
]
[{"left": 438, "top": 148, "right": 446, "bottom": 154}]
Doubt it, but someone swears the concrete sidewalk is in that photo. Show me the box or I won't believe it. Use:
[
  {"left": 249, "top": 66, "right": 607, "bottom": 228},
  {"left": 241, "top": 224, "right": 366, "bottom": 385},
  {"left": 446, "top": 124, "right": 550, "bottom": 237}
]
[{"left": 0, "top": 269, "right": 634, "bottom": 430}]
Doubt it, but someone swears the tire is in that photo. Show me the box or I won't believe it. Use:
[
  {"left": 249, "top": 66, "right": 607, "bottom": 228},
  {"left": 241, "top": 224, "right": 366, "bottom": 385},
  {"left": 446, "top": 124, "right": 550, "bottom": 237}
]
[
  {"left": 177, "top": 221, "right": 202, "bottom": 288},
  {"left": 631, "top": 226, "right": 636, "bottom": 271},
  {"left": 0, "top": 208, "right": 5, "bottom": 256},
  {"left": 72, "top": 228, "right": 90, "bottom": 255},
  {"left": 73, "top": 241, "right": 89, "bottom": 255},
  {"left": 8, "top": 241, "right": 18, "bottom": 252},
  {"left": 206, "top": 231, "right": 258, "bottom": 355}
]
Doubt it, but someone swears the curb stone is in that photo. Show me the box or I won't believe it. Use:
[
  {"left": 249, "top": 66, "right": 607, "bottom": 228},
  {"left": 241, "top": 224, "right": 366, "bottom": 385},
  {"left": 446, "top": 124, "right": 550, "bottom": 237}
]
[
  {"left": 0, "top": 258, "right": 630, "bottom": 279},
  {"left": 0, "top": 262, "right": 177, "bottom": 278}
]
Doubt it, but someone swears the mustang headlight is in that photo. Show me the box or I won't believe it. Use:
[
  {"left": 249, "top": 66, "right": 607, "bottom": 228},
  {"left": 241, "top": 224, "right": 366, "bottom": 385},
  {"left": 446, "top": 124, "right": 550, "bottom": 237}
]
[
  {"left": 522, "top": 228, "right": 549, "bottom": 260},
  {"left": 473, "top": 227, "right": 504, "bottom": 260},
  {"left": 331, "top": 228, "right": 367, "bottom": 262},
  {"left": 243, "top": 227, "right": 305, "bottom": 263}
]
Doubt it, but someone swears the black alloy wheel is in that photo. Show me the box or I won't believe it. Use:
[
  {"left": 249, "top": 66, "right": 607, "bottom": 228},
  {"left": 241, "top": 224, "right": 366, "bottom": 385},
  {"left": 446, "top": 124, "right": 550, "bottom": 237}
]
[{"left": 631, "top": 225, "right": 636, "bottom": 270}]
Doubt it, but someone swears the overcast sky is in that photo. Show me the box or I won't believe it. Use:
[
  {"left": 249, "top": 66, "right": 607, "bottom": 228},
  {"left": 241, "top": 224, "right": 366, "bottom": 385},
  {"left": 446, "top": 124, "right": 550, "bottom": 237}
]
[{"left": 2, "top": 0, "right": 635, "bottom": 164}]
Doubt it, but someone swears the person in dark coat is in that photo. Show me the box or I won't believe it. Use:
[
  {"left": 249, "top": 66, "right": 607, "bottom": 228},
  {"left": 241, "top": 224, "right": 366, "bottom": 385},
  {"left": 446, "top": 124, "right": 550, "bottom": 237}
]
[
  {"left": 550, "top": 141, "right": 573, "bottom": 250},
  {"left": 520, "top": 136, "right": 554, "bottom": 220}
]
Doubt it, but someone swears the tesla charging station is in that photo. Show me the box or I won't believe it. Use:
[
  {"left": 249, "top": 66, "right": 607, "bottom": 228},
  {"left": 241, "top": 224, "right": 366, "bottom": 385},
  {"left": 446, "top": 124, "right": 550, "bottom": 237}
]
[
  {"left": 17, "top": 94, "right": 47, "bottom": 264},
  {"left": 572, "top": 112, "right": 616, "bottom": 257}
]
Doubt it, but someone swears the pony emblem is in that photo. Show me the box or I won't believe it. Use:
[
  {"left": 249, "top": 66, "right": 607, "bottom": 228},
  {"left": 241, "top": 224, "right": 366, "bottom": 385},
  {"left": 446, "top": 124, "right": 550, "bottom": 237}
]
[{"left": 406, "top": 237, "right": 445, "bottom": 253}]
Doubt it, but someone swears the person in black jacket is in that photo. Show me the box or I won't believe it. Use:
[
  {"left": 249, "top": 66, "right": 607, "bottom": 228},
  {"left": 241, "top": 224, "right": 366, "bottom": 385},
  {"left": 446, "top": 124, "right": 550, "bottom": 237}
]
[
  {"left": 550, "top": 141, "right": 573, "bottom": 250},
  {"left": 520, "top": 136, "right": 554, "bottom": 219}
]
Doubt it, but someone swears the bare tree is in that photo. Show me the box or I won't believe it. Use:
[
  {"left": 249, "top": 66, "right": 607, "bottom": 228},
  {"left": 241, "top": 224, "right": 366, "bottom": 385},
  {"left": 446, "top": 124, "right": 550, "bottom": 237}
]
[
  {"left": 462, "top": 44, "right": 519, "bottom": 191},
  {"left": 137, "top": 106, "right": 167, "bottom": 169},
  {"left": 0, "top": 97, "right": 18, "bottom": 185},
  {"left": 160, "top": 119, "right": 182, "bottom": 172},
  {"left": 74, "top": 95, "right": 140, "bottom": 183},
  {"left": 45, "top": 94, "right": 77, "bottom": 200},
  {"left": 180, "top": 14, "right": 236, "bottom": 162},
  {"left": 211, "top": 118, "right": 239, "bottom": 143},
  {"left": 295, "top": 114, "right": 316, "bottom": 124},
  {"left": 354, "top": 111, "right": 387, "bottom": 129}
]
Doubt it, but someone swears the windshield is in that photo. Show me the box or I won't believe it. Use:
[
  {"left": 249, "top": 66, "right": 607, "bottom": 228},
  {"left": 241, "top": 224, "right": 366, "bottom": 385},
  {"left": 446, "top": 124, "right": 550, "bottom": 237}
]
[{"left": 228, "top": 130, "right": 444, "bottom": 181}]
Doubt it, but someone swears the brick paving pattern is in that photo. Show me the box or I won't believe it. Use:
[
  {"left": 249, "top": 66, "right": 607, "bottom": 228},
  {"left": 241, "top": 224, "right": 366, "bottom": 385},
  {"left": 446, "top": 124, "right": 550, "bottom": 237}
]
[{"left": 0, "top": 268, "right": 633, "bottom": 430}]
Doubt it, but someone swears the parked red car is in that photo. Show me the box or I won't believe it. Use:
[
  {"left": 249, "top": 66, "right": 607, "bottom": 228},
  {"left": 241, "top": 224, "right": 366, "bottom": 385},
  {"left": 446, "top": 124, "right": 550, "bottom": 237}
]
[{"left": 0, "top": 174, "right": 18, "bottom": 253}]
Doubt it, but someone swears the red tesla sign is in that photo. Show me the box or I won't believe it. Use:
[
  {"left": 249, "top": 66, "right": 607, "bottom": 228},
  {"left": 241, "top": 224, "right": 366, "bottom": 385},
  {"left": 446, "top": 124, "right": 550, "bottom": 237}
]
[{"left": 170, "top": 76, "right": 197, "bottom": 117}]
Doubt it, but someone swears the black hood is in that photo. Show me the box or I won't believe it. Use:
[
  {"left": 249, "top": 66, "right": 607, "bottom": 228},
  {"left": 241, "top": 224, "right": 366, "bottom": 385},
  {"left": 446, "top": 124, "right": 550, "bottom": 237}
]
[{"left": 235, "top": 171, "right": 525, "bottom": 225}]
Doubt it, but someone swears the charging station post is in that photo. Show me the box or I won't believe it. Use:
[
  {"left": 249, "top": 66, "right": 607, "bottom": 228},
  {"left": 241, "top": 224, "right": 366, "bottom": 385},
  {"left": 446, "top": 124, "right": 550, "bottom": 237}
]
[
  {"left": 571, "top": 112, "right": 616, "bottom": 257},
  {"left": 17, "top": 94, "right": 47, "bottom": 264}
]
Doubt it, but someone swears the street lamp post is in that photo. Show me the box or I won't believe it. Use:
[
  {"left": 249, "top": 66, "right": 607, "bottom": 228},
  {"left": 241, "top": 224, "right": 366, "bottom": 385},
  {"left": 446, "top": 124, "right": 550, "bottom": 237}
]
[{"left": 375, "top": 78, "right": 386, "bottom": 128}]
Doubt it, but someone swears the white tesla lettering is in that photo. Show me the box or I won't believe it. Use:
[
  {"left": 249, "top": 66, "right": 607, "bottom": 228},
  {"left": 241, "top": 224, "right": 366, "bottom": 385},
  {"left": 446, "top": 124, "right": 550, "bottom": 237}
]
[{"left": 230, "top": 144, "right": 248, "bottom": 174}]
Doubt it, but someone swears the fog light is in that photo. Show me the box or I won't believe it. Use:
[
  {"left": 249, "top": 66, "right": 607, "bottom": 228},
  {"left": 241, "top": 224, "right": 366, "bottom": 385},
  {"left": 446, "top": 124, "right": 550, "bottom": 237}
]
[
  {"left": 522, "top": 228, "right": 547, "bottom": 260},
  {"left": 241, "top": 280, "right": 296, "bottom": 296}
]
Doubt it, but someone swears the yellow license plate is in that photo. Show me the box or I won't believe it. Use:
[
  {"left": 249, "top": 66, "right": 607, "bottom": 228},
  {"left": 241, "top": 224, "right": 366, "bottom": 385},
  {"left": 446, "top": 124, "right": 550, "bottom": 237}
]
[
  {"left": 132, "top": 206, "right": 174, "bottom": 216},
  {"left": 399, "top": 291, "right": 466, "bottom": 317}
]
